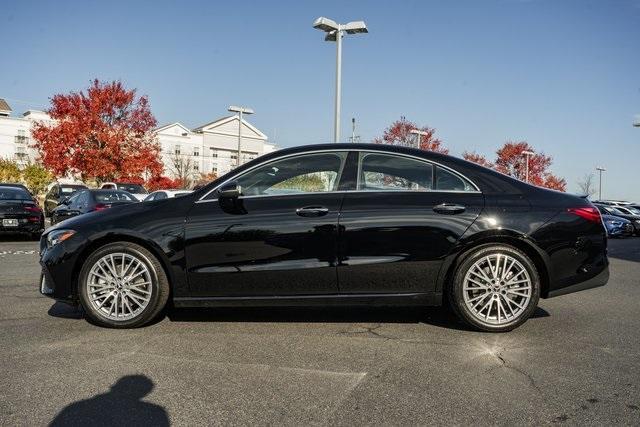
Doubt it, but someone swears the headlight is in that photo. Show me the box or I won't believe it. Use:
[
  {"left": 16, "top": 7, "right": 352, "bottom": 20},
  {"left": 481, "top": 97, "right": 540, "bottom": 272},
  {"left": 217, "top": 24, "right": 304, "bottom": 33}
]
[
  {"left": 606, "top": 220, "right": 622, "bottom": 226},
  {"left": 635, "top": 220, "right": 640, "bottom": 224},
  {"left": 46, "top": 229, "right": 76, "bottom": 248}
]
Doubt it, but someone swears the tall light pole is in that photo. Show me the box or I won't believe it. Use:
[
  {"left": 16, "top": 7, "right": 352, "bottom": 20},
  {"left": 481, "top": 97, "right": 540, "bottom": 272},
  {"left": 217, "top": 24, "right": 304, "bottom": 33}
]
[
  {"left": 313, "top": 17, "right": 368, "bottom": 143},
  {"left": 228, "top": 105, "right": 254, "bottom": 167},
  {"left": 522, "top": 150, "right": 535, "bottom": 183},
  {"left": 634, "top": 114, "right": 640, "bottom": 127},
  {"left": 596, "top": 166, "right": 606, "bottom": 201},
  {"left": 410, "top": 129, "right": 429, "bottom": 149}
]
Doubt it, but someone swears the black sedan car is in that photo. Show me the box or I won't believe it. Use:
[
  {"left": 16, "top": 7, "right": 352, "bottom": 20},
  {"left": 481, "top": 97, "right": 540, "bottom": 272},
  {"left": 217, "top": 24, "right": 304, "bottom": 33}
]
[
  {"left": 44, "top": 183, "right": 88, "bottom": 217},
  {"left": 39, "top": 144, "right": 609, "bottom": 331},
  {"left": 0, "top": 185, "right": 45, "bottom": 239},
  {"left": 51, "top": 189, "right": 139, "bottom": 225}
]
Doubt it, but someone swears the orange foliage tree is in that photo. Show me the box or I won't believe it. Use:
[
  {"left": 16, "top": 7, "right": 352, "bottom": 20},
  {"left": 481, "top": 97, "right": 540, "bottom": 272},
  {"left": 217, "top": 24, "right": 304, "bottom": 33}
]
[
  {"left": 32, "top": 79, "right": 163, "bottom": 184},
  {"left": 373, "top": 117, "right": 448, "bottom": 154}
]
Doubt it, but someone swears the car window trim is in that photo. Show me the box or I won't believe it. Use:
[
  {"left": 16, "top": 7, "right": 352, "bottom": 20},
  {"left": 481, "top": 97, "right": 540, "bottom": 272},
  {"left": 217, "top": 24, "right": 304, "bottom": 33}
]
[{"left": 197, "top": 148, "right": 481, "bottom": 203}]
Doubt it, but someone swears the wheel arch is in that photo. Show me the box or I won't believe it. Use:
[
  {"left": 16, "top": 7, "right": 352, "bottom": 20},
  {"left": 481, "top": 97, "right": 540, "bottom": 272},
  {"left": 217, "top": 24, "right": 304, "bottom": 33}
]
[
  {"left": 438, "top": 231, "right": 551, "bottom": 300},
  {"left": 71, "top": 231, "right": 176, "bottom": 300}
]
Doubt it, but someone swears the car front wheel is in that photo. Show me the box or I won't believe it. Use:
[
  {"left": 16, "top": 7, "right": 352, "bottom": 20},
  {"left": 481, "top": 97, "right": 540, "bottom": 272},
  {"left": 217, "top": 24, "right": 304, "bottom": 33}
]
[
  {"left": 78, "top": 242, "right": 169, "bottom": 328},
  {"left": 449, "top": 245, "right": 540, "bottom": 332}
]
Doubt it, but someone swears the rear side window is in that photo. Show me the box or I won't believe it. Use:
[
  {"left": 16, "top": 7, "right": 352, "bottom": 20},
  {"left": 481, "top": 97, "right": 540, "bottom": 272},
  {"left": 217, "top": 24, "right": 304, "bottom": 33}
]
[
  {"left": 359, "top": 153, "right": 433, "bottom": 191},
  {"left": 435, "top": 167, "right": 476, "bottom": 192}
]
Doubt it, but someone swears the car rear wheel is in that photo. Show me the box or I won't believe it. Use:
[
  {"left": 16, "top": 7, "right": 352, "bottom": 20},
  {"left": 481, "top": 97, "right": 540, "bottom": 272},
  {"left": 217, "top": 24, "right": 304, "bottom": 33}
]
[
  {"left": 78, "top": 242, "right": 169, "bottom": 328},
  {"left": 449, "top": 245, "right": 540, "bottom": 332}
]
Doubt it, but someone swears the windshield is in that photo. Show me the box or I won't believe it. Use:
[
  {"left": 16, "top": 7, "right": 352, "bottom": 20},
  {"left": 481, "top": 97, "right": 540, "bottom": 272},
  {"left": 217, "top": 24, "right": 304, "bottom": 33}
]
[
  {"left": 60, "top": 185, "right": 86, "bottom": 194},
  {"left": 0, "top": 187, "right": 31, "bottom": 201},
  {"left": 117, "top": 184, "right": 147, "bottom": 194},
  {"left": 95, "top": 191, "right": 138, "bottom": 202}
]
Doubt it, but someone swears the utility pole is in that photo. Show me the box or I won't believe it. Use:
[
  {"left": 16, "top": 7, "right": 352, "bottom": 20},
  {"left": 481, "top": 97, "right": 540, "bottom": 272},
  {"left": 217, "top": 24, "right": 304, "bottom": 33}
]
[
  {"left": 522, "top": 150, "right": 535, "bottom": 183},
  {"left": 228, "top": 105, "right": 254, "bottom": 167},
  {"left": 596, "top": 166, "right": 606, "bottom": 200}
]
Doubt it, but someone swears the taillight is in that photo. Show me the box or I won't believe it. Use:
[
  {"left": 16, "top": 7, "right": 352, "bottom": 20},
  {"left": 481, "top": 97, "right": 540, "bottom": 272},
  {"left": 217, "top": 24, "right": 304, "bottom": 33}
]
[
  {"left": 567, "top": 207, "right": 601, "bottom": 223},
  {"left": 93, "top": 203, "right": 109, "bottom": 211},
  {"left": 25, "top": 205, "right": 42, "bottom": 213}
]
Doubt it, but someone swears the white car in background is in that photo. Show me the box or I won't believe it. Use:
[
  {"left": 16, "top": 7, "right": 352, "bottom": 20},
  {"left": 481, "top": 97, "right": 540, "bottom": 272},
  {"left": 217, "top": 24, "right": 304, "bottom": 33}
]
[
  {"left": 99, "top": 182, "right": 148, "bottom": 201},
  {"left": 143, "top": 189, "right": 193, "bottom": 202}
]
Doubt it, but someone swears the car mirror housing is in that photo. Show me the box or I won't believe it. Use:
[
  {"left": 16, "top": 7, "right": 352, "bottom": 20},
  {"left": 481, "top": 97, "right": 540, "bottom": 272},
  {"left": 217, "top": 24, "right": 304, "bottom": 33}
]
[{"left": 218, "top": 182, "right": 242, "bottom": 199}]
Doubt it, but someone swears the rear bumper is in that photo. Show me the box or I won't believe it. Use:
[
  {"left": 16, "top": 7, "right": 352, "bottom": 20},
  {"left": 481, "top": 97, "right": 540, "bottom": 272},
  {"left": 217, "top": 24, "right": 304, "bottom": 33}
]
[{"left": 547, "top": 264, "right": 609, "bottom": 298}]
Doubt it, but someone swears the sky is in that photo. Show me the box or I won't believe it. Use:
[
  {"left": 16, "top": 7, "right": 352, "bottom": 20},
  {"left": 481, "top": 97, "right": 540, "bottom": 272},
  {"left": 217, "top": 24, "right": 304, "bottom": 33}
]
[{"left": 1, "top": 0, "right": 639, "bottom": 200}]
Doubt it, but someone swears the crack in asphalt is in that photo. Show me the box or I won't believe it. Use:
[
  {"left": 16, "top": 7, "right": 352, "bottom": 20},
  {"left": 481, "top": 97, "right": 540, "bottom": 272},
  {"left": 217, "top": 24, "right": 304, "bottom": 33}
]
[{"left": 484, "top": 348, "right": 543, "bottom": 396}]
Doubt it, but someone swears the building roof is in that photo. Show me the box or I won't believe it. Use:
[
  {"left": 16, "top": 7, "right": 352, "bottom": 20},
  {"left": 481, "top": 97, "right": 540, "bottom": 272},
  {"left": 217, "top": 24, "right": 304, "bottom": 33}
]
[
  {"left": 0, "top": 98, "right": 12, "bottom": 113},
  {"left": 193, "top": 115, "right": 268, "bottom": 140}
]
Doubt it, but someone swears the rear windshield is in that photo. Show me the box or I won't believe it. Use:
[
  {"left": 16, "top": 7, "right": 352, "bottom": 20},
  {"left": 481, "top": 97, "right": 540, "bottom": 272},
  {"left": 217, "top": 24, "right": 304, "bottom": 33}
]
[
  {"left": 95, "top": 191, "right": 138, "bottom": 202},
  {"left": 0, "top": 187, "right": 31, "bottom": 201},
  {"left": 117, "top": 184, "right": 147, "bottom": 194}
]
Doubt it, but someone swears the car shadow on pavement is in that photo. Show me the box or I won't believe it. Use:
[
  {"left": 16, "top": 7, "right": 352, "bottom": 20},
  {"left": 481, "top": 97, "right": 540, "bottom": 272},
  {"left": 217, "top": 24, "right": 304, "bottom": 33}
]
[
  {"left": 47, "top": 301, "right": 83, "bottom": 319},
  {"left": 49, "top": 375, "right": 169, "bottom": 427},
  {"left": 166, "top": 305, "right": 550, "bottom": 332}
]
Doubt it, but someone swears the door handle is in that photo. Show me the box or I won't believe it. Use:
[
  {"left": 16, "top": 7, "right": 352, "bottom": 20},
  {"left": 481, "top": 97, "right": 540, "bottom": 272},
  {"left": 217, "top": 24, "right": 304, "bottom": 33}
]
[
  {"left": 296, "top": 206, "right": 329, "bottom": 217},
  {"left": 433, "top": 203, "right": 466, "bottom": 214}
]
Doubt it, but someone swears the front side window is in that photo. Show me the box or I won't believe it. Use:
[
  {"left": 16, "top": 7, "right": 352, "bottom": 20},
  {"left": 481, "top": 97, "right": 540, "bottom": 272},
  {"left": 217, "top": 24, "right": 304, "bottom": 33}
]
[
  {"left": 359, "top": 153, "right": 433, "bottom": 191},
  {"left": 230, "top": 152, "right": 347, "bottom": 197}
]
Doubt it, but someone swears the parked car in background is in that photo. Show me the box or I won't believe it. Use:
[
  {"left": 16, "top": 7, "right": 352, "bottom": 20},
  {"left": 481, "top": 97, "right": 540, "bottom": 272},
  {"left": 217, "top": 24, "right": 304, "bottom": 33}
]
[
  {"left": 594, "top": 204, "right": 640, "bottom": 235},
  {"left": 143, "top": 189, "right": 193, "bottom": 201},
  {"left": 613, "top": 206, "right": 640, "bottom": 216},
  {"left": 44, "top": 183, "right": 88, "bottom": 217},
  {"left": 100, "top": 182, "right": 148, "bottom": 201},
  {"left": 594, "top": 200, "right": 633, "bottom": 207},
  {"left": 0, "top": 183, "right": 33, "bottom": 196},
  {"left": 602, "top": 214, "right": 633, "bottom": 238},
  {"left": 40, "top": 143, "right": 609, "bottom": 332},
  {"left": 51, "top": 189, "right": 138, "bottom": 225},
  {"left": 0, "top": 185, "right": 45, "bottom": 239}
]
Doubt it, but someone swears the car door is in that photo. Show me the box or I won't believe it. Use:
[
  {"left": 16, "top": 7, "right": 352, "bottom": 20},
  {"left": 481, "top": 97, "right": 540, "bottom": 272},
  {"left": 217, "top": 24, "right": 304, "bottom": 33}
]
[
  {"left": 184, "top": 151, "right": 348, "bottom": 297},
  {"left": 337, "top": 151, "right": 484, "bottom": 294}
]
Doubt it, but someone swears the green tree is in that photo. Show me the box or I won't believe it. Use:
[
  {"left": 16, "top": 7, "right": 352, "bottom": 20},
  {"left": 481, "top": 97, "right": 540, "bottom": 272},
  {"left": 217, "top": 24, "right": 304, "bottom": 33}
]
[
  {"left": 22, "top": 163, "right": 53, "bottom": 195},
  {"left": 0, "top": 158, "right": 21, "bottom": 182}
]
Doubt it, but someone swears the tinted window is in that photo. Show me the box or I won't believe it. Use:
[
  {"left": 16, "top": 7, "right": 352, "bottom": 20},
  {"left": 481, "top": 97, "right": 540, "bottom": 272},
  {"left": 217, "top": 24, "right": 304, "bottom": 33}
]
[
  {"left": 435, "top": 167, "right": 476, "bottom": 191},
  {"left": 233, "top": 152, "right": 346, "bottom": 197},
  {"left": 359, "top": 153, "right": 432, "bottom": 191},
  {"left": 0, "top": 187, "right": 31, "bottom": 200},
  {"left": 65, "top": 193, "right": 81, "bottom": 206},
  {"left": 95, "top": 191, "right": 137, "bottom": 202},
  {"left": 155, "top": 192, "right": 168, "bottom": 200}
]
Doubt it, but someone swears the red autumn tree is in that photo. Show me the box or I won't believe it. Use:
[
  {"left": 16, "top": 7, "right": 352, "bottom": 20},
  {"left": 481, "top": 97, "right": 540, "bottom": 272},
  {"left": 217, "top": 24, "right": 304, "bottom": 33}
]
[
  {"left": 146, "top": 176, "right": 183, "bottom": 191},
  {"left": 373, "top": 117, "right": 448, "bottom": 154},
  {"left": 462, "top": 151, "right": 494, "bottom": 168},
  {"left": 464, "top": 141, "right": 566, "bottom": 191},
  {"left": 32, "top": 79, "right": 163, "bottom": 183}
]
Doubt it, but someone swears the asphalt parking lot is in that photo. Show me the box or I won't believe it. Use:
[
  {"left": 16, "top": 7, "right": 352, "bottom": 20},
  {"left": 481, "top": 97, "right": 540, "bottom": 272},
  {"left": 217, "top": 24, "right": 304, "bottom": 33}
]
[{"left": 1, "top": 235, "right": 639, "bottom": 426}]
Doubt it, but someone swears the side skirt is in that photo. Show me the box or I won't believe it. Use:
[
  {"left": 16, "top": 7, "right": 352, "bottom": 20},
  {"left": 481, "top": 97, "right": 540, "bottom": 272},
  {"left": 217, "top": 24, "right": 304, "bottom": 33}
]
[{"left": 173, "top": 292, "right": 442, "bottom": 308}]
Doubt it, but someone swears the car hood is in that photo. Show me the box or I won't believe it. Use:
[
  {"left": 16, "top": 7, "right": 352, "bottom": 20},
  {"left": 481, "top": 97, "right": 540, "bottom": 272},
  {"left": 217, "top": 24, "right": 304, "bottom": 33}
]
[{"left": 602, "top": 214, "right": 630, "bottom": 223}]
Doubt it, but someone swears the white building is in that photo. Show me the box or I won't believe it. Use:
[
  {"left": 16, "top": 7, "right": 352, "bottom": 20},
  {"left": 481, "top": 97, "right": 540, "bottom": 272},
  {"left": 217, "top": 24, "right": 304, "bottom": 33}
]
[
  {"left": 0, "top": 98, "right": 52, "bottom": 166},
  {"left": 155, "top": 115, "right": 276, "bottom": 178}
]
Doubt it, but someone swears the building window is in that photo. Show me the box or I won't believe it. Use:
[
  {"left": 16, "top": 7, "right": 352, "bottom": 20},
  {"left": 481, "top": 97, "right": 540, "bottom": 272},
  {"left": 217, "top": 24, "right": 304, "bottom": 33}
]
[
  {"left": 194, "top": 164, "right": 199, "bottom": 171},
  {"left": 193, "top": 148, "right": 200, "bottom": 157},
  {"left": 212, "top": 166, "right": 218, "bottom": 173},
  {"left": 174, "top": 145, "right": 181, "bottom": 155},
  {"left": 231, "top": 154, "right": 238, "bottom": 160},
  {"left": 210, "top": 148, "right": 218, "bottom": 158},
  {"left": 15, "top": 146, "right": 27, "bottom": 159},
  {"left": 15, "top": 129, "right": 29, "bottom": 145}
]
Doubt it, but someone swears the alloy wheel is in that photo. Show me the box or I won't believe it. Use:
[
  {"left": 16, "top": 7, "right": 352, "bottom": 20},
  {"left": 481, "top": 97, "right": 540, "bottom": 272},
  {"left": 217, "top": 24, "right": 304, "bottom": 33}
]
[
  {"left": 462, "top": 253, "right": 532, "bottom": 326},
  {"left": 85, "top": 252, "right": 153, "bottom": 321}
]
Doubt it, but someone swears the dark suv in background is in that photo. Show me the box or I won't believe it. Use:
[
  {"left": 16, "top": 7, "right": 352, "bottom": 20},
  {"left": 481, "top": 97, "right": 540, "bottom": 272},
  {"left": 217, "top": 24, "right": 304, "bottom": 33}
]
[{"left": 44, "top": 184, "right": 88, "bottom": 218}]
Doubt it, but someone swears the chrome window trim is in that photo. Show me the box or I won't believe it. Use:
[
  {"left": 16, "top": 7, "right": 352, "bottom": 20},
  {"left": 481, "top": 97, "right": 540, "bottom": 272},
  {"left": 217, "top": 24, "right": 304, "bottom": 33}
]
[{"left": 198, "top": 148, "right": 481, "bottom": 202}]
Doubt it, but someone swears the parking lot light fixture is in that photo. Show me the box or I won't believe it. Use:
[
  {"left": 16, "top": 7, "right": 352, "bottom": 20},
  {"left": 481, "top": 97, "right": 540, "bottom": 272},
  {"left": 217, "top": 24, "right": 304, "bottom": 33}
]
[
  {"left": 596, "top": 167, "right": 606, "bottom": 201},
  {"left": 633, "top": 115, "right": 640, "bottom": 127},
  {"left": 409, "top": 129, "right": 429, "bottom": 149},
  {"left": 313, "top": 17, "right": 368, "bottom": 143},
  {"left": 521, "top": 150, "right": 535, "bottom": 183},
  {"left": 228, "top": 106, "right": 254, "bottom": 167}
]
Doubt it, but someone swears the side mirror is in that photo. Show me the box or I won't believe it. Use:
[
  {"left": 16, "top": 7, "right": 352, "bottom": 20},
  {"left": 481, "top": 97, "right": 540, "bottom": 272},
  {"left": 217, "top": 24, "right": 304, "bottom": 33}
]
[{"left": 218, "top": 181, "right": 242, "bottom": 199}]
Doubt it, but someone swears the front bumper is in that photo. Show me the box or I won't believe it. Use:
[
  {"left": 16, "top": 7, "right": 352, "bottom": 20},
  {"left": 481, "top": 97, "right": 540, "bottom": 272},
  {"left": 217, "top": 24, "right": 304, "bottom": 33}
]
[{"left": 38, "top": 232, "right": 85, "bottom": 302}]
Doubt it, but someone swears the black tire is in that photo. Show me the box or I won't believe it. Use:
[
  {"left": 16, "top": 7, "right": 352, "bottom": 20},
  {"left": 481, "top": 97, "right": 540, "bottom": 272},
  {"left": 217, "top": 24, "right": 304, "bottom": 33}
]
[
  {"left": 448, "top": 244, "right": 540, "bottom": 332},
  {"left": 78, "top": 242, "right": 170, "bottom": 328}
]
